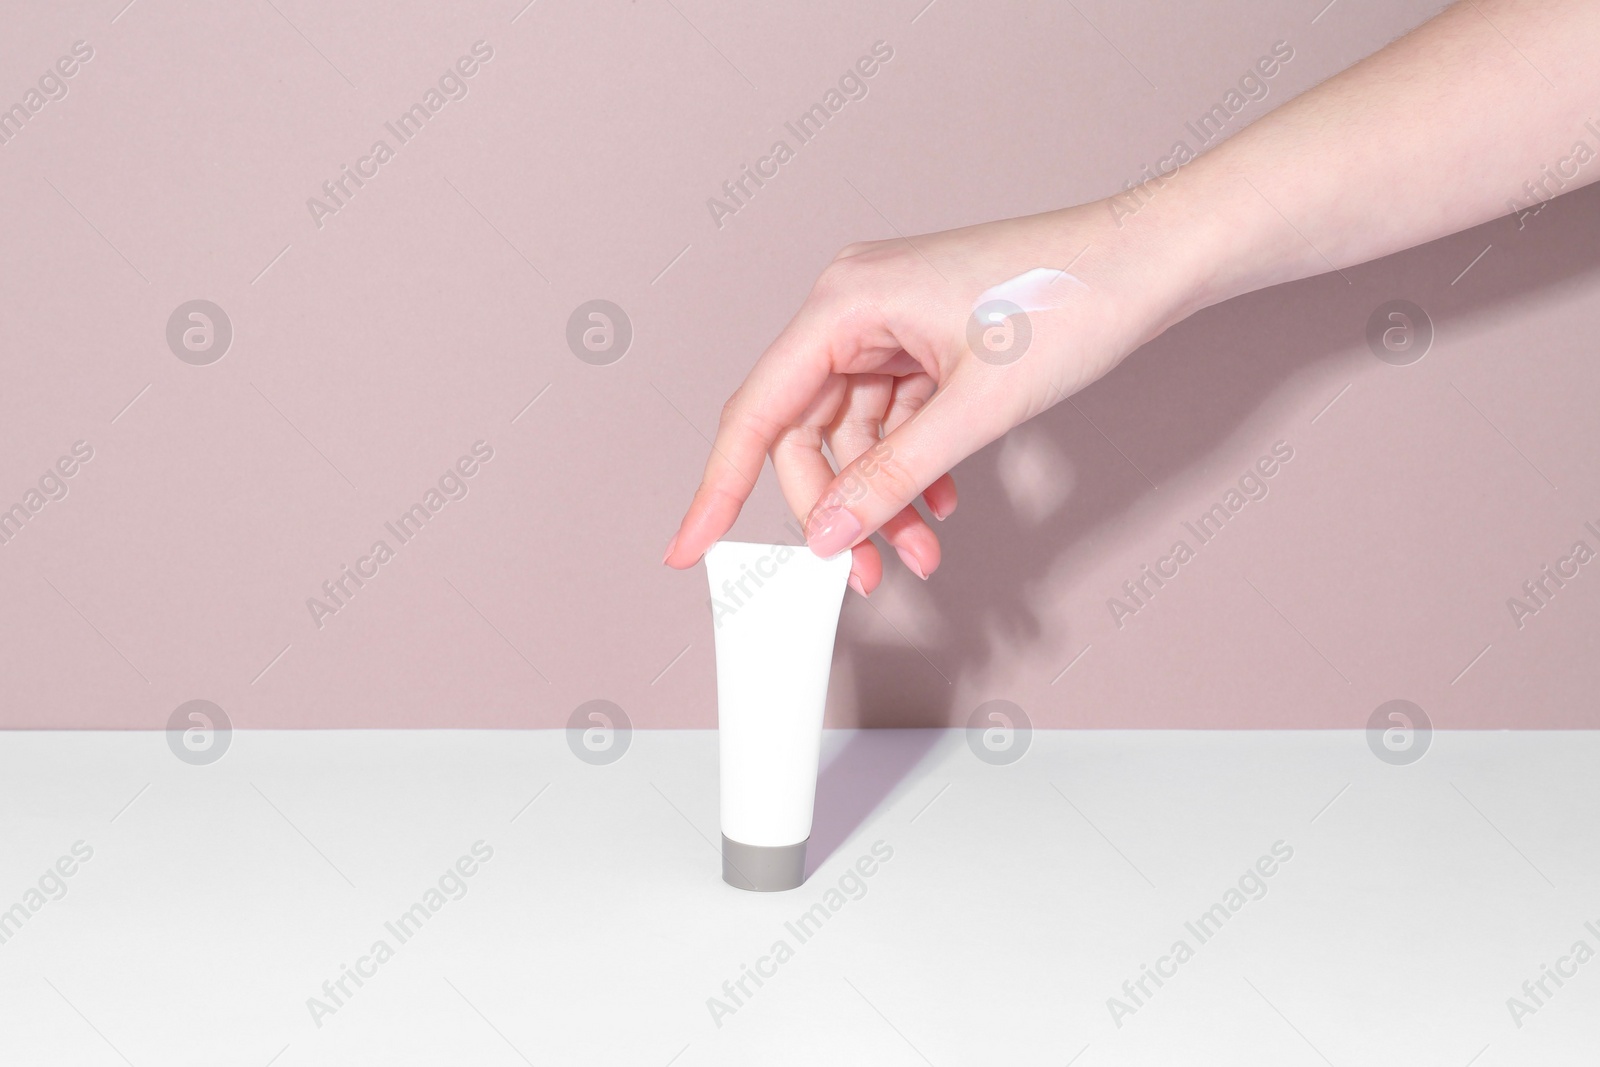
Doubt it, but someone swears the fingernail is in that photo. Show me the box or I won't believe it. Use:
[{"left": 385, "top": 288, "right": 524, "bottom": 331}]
[
  {"left": 896, "top": 545, "right": 928, "bottom": 580},
  {"left": 930, "top": 502, "right": 949, "bottom": 521},
  {"left": 806, "top": 505, "right": 862, "bottom": 559},
  {"left": 662, "top": 533, "right": 679, "bottom": 566},
  {"left": 848, "top": 573, "right": 868, "bottom": 598}
]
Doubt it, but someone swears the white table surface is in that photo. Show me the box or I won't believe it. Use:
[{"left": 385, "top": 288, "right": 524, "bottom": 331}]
[{"left": 0, "top": 728, "right": 1594, "bottom": 1065}]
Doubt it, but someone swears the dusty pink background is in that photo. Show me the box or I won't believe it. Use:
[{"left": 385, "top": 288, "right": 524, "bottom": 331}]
[{"left": 2, "top": 0, "right": 1595, "bottom": 730}]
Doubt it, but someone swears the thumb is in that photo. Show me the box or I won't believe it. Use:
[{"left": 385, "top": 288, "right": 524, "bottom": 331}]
[{"left": 803, "top": 379, "right": 1003, "bottom": 559}]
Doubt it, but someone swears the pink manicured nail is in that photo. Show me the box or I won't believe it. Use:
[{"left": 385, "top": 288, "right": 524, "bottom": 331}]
[
  {"left": 896, "top": 545, "right": 928, "bottom": 580},
  {"left": 806, "top": 505, "right": 862, "bottom": 559},
  {"left": 848, "top": 573, "right": 868, "bottom": 598},
  {"left": 662, "top": 533, "right": 679, "bottom": 565}
]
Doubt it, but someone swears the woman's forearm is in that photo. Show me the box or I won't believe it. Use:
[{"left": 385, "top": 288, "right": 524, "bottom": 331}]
[{"left": 1136, "top": 0, "right": 1600, "bottom": 318}]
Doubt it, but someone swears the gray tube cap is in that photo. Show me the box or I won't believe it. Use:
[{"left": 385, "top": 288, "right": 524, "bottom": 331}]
[{"left": 722, "top": 835, "right": 807, "bottom": 892}]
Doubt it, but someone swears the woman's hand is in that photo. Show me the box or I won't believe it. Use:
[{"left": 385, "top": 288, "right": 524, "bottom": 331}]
[
  {"left": 665, "top": 0, "right": 1600, "bottom": 596},
  {"left": 661, "top": 201, "right": 1206, "bottom": 594}
]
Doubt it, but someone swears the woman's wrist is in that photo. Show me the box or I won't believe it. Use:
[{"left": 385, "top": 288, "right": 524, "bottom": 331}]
[
  {"left": 1062, "top": 177, "right": 1249, "bottom": 354},
  {"left": 1095, "top": 152, "right": 1351, "bottom": 358}
]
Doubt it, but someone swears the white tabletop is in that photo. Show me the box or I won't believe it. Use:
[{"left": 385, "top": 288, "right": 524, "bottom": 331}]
[{"left": 0, "top": 728, "right": 1592, "bottom": 1065}]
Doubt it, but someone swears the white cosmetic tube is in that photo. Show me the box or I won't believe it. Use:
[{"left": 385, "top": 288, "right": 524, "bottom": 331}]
[{"left": 705, "top": 541, "right": 851, "bottom": 891}]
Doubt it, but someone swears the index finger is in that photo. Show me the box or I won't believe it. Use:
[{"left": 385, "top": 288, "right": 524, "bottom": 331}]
[{"left": 662, "top": 301, "right": 842, "bottom": 568}]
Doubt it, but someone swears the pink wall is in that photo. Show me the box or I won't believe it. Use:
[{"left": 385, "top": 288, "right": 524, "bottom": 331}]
[{"left": 2, "top": 0, "right": 1596, "bottom": 731}]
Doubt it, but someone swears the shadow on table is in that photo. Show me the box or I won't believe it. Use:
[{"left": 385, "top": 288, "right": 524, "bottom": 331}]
[{"left": 806, "top": 727, "right": 943, "bottom": 878}]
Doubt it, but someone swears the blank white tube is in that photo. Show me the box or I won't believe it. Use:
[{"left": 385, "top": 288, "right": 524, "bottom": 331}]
[{"left": 705, "top": 541, "right": 850, "bottom": 891}]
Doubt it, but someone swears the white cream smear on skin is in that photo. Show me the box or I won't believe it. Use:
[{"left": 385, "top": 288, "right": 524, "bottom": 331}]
[{"left": 975, "top": 268, "right": 1089, "bottom": 315}]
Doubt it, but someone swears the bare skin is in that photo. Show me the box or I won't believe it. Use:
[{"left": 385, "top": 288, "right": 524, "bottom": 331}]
[{"left": 664, "top": 0, "right": 1600, "bottom": 595}]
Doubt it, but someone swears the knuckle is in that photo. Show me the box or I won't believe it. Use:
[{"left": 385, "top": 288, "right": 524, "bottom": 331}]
[
  {"left": 891, "top": 393, "right": 928, "bottom": 419},
  {"left": 717, "top": 388, "right": 747, "bottom": 429},
  {"left": 812, "top": 257, "right": 863, "bottom": 298},
  {"left": 863, "top": 449, "right": 921, "bottom": 507}
]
